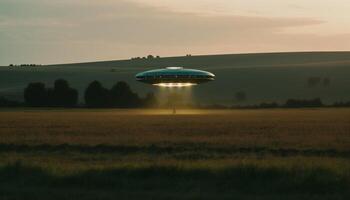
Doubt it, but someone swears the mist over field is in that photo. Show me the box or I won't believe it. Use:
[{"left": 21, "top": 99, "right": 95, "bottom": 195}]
[{"left": 1, "top": 52, "right": 350, "bottom": 105}]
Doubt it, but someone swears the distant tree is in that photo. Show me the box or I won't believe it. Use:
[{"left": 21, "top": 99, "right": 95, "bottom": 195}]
[
  {"left": 333, "top": 101, "right": 350, "bottom": 107},
  {"left": 24, "top": 82, "right": 48, "bottom": 106},
  {"left": 47, "top": 88, "right": 55, "bottom": 106},
  {"left": 143, "top": 92, "right": 158, "bottom": 108},
  {"left": 147, "top": 55, "right": 154, "bottom": 59},
  {"left": 84, "top": 81, "right": 110, "bottom": 107},
  {"left": 0, "top": 96, "right": 21, "bottom": 107},
  {"left": 285, "top": 98, "right": 323, "bottom": 108},
  {"left": 235, "top": 91, "right": 247, "bottom": 102},
  {"left": 259, "top": 102, "right": 279, "bottom": 108},
  {"left": 68, "top": 89, "right": 78, "bottom": 106},
  {"left": 110, "top": 81, "right": 141, "bottom": 108},
  {"left": 156, "top": 55, "right": 160, "bottom": 59},
  {"left": 131, "top": 57, "right": 142, "bottom": 60},
  {"left": 49, "top": 79, "right": 78, "bottom": 107}
]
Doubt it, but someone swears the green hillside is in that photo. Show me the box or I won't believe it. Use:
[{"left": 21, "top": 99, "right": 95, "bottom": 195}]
[{"left": 1, "top": 52, "right": 350, "bottom": 105}]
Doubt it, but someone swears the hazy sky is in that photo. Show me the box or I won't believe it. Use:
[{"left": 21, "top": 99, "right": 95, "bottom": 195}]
[{"left": 1, "top": 0, "right": 350, "bottom": 65}]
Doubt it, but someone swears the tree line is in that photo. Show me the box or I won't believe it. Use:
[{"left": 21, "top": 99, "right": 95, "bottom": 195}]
[
  {"left": 22, "top": 79, "right": 157, "bottom": 108},
  {"left": 84, "top": 81, "right": 156, "bottom": 108},
  {"left": 24, "top": 79, "right": 78, "bottom": 107},
  {"left": 9, "top": 64, "right": 42, "bottom": 67},
  {"left": 232, "top": 98, "right": 324, "bottom": 109},
  {"left": 0, "top": 79, "right": 350, "bottom": 108}
]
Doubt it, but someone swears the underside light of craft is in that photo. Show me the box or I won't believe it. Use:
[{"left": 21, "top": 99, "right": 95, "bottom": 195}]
[{"left": 135, "top": 67, "right": 215, "bottom": 88}]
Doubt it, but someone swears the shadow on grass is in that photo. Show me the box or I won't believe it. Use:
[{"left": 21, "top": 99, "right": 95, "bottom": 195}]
[{"left": 0, "top": 162, "right": 349, "bottom": 200}]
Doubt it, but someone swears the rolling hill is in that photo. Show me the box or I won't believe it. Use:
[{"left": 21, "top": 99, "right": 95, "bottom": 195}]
[{"left": 1, "top": 52, "right": 350, "bottom": 105}]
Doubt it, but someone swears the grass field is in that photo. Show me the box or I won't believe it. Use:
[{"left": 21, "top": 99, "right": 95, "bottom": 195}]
[{"left": 0, "top": 108, "right": 349, "bottom": 199}]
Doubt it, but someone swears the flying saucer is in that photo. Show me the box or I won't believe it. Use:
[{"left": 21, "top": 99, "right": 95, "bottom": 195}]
[{"left": 135, "top": 67, "right": 215, "bottom": 87}]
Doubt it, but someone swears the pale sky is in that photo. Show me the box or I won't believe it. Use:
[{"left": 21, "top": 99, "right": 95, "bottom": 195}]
[{"left": 1, "top": 0, "right": 350, "bottom": 65}]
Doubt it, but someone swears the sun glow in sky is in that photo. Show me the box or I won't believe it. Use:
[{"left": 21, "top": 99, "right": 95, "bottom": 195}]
[
  {"left": 135, "top": 0, "right": 350, "bottom": 33},
  {"left": 1, "top": 0, "right": 350, "bottom": 65}
]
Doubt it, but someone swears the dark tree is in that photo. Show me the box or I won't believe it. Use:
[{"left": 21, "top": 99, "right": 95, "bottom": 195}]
[
  {"left": 0, "top": 97, "right": 20, "bottom": 107},
  {"left": 259, "top": 102, "right": 279, "bottom": 108},
  {"left": 84, "top": 81, "right": 110, "bottom": 107},
  {"left": 51, "top": 79, "right": 69, "bottom": 106},
  {"left": 333, "top": 101, "right": 350, "bottom": 107},
  {"left": 147, "top": 55, "right": 154, "bottom": 59},
  {"left": 24, "top": 82, "right": 48, "bottom": 106},
  {"left": 285, "top": 98, "right": 323, "bottom": 108},
  {"left": 51, "top": 79, "right": 78, "bottom": 107},
  {"left": 47, "top": 88, "right": 55, "bottom": 106},
  {"left": 110, "top": 81, "right": 141, "bottom": 108},
  {"left": 67, "top": 89, "right": 78, "bottom": 106}
]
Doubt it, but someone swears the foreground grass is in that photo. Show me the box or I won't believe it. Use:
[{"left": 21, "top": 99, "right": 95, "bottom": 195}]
[
  {"left": 0, "top": 109, "right": 349, "bottom": 199},
  {"left": 1, "top": 161, "right": 349, "bottom": 200}
]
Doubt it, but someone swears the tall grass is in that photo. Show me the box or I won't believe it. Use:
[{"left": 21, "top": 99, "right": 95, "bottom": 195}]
[{"left": 1, "top": 161, "right": 349, "bottom": 200}]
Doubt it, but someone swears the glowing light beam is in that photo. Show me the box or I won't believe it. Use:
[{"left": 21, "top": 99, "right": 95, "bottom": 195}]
[{"left": 153, "top": 83, "right": 197, "bottom": 88}]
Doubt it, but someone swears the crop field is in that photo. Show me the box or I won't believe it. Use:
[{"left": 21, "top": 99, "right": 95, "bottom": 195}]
[{"left": 0, "top": 108, "right": 349, "bottom": 199}]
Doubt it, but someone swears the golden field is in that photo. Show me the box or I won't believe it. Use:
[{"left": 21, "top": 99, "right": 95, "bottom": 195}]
[
  {"left": 0, "top": 108, "right": 349, "bottom": 199},
  {"left": 1, "top": 108, "right": 349, "bottom": 148}
]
